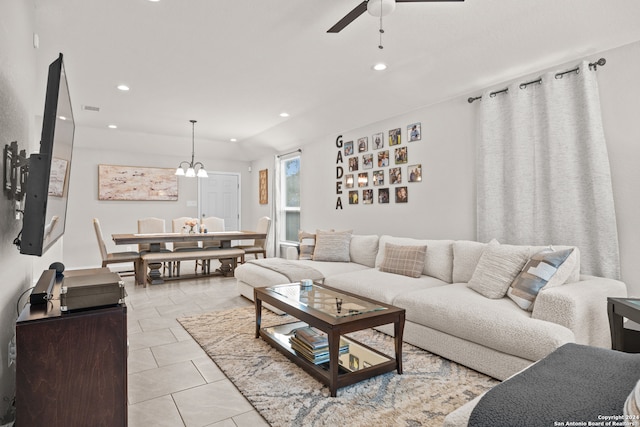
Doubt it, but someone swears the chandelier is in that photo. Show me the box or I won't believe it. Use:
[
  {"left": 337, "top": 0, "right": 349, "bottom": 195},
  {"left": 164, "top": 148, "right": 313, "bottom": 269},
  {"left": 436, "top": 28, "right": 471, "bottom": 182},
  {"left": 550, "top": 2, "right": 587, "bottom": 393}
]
[{"left": 175, "top": 119, "right": 208, "bottom": 178}]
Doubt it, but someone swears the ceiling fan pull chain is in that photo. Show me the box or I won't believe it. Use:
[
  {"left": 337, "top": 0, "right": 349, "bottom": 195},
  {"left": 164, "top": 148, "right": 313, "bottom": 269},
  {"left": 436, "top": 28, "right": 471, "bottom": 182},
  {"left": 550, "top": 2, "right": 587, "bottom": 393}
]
[{"left": 378, "top": 11, "right": 384, "bottom": 49}]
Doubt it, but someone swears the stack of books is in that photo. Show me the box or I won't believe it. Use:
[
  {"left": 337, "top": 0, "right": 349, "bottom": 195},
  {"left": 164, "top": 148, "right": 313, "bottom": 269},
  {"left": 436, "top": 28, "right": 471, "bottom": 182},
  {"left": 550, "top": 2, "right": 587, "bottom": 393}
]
[{"left": 290, "top": 326, "right": 349, "bottom": 365}]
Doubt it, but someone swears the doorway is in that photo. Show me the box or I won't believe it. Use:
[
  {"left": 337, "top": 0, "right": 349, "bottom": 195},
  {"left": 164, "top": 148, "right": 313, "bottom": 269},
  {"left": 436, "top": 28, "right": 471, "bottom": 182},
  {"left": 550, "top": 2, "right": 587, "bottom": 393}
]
[{"left": 198, "top": 172, "right": 241, "bottom": 230}]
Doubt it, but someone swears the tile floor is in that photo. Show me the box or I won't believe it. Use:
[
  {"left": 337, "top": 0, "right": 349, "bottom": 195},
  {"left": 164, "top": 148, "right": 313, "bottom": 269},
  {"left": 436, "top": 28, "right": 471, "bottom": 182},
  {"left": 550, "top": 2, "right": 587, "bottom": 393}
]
[{"left": 124, "top": 261, "right": 270, "bottom": 427}]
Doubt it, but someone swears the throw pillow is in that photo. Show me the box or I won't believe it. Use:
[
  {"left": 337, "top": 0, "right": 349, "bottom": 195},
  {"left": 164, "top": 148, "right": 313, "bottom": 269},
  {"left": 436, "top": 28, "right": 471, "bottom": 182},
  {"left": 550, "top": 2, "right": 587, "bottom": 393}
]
[
  {"left": 507, "top": 247, "right": 575, "bottom": 311},
  {"left": 298, "top": 230, "right": 316, "bottom": 260},
  {"left": 625, "top": 379, "right": 640, "bottom": 418},
  {"left": 375, "top": 235, "right": 453, "bottom": 282},
  {"left": 467, "top": 241, "right": 530, "bottom": 299},
  {"left": 312, "top": 229, "right": 352, "bottom": 262},
  {"left": 378, "top": 243, "right": 427, "bottom": 278}
]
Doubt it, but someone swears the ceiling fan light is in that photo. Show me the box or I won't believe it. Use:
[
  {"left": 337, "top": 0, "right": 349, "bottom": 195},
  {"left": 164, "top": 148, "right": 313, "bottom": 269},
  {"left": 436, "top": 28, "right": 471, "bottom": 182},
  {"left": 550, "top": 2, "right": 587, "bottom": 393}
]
[{"left": 367, "top": 0, "right": 396, "bottom": 17}]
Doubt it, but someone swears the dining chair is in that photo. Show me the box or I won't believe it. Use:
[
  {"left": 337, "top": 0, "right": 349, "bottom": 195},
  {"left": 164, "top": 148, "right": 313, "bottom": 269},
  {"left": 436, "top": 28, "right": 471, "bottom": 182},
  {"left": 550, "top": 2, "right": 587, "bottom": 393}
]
[
  {"left": 200, "top": 216, "right": 225, "bottom": 249},
  {"left": 234, "top": 216, "right": 271, "bottom": 263},
  {"left": 137, "top": 217, "right": 172, "bottom": 276},
  {"left": 171, "top": 216, "right": 203, "bottom": 276},
  {"left": 93, "top": 218, "right": 142, "bottom": 285},
  {"left": 200, "top": 216, "right": 225, "bottom": 273}
]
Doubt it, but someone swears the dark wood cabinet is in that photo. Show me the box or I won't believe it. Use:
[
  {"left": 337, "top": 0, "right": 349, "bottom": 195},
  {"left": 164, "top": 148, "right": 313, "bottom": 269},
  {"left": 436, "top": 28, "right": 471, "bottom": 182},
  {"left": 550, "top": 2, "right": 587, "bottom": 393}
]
[{"left": 16, "top": 269, "right": 127, "bottom": 427}]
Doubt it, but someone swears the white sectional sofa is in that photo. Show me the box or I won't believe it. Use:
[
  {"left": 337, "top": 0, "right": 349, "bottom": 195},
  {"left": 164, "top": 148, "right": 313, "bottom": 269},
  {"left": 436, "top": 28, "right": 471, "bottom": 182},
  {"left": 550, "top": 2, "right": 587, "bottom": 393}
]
[{"left": 235, "top": 233, "right": 627, "bottom": 381}]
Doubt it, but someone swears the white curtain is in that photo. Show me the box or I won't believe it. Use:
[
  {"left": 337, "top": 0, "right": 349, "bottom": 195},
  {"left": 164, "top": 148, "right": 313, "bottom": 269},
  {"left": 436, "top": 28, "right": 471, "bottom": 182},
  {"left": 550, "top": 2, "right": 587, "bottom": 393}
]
[{"left": 477, "top": 61, "right": 620, "bottom": 279}]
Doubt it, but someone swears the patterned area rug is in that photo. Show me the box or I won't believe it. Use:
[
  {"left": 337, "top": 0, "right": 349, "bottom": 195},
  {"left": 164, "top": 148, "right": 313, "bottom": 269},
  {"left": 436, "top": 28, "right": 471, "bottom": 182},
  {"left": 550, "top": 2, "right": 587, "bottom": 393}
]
[{"left": 178, "top": 307, "right": 498, "bottom": 427}]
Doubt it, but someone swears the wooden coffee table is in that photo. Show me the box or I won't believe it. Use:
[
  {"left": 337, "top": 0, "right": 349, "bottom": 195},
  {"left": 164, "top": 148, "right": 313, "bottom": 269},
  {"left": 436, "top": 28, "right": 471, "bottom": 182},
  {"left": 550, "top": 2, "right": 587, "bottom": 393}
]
[{"left": 254, "top": 282, "right": 405, "bottom": 397}]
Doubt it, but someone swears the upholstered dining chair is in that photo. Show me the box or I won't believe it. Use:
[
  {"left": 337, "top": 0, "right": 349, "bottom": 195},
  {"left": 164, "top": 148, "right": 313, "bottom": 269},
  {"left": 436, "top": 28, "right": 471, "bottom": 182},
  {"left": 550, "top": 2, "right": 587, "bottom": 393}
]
[
  {"left": 200, "top": 216, "right": 225, "bottom": 249},
  {"left": 171, "top": 216, "right": 203, "bottom": 276},
  {"left": 199, "top": 216, "right": 225, "bottom": 273},
  {"left": 137, "top": 217, "right": 172, "bottom": 275},
  {"left": 93, "top": 218, "right": 142, "bottom": 285},
  {"left": 234, "top": 216, "right": 271, "bottom": 263}
]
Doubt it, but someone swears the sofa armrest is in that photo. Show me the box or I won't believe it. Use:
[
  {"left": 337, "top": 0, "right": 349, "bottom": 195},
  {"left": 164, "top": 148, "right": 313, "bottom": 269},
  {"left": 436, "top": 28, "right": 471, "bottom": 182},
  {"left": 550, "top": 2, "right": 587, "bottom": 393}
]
[
  {"left": 532, "top": 275, "right": 627, "bottom": 348},
  {"left": 285, "top": 246, "right": 299, "bottom": 260}
]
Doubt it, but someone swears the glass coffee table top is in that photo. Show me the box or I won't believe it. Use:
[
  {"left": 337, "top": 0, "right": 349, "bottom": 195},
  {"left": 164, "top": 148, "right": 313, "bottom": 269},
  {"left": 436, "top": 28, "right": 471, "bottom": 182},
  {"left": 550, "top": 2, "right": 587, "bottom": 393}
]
[{"left": 266, "top": 283, "right": 388, "bottom": 318}]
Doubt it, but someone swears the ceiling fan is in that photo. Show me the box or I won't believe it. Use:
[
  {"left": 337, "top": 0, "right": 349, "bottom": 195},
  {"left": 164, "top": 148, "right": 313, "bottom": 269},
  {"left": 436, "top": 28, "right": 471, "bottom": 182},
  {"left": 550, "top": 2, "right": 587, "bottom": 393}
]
[{"left": 327, "top": 0, "right": 464, "bottom": 33}]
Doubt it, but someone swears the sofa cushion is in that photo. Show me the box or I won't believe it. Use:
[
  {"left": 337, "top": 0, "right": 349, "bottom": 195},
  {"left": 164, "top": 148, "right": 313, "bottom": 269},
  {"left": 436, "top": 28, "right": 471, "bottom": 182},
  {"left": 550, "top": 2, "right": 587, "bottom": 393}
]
[
  {"left": 375, "top": 235, "right": 454, "bottom": 282},
  {"left": 467, "top": 241, "right": 529, "bottom": 299},
  {"left": 295, "top": 259, "right": 370, "bottom": 278},
  {"left": 379, "top": 243, "right": 427, "bottom": 278},
  {"left": 324, "top": 268, "right": 447, "bottom": 305},
  {"left": 452, "top": 240, "right": 488, "bottom": 283},
  {"left": 349, "top": 234, "right": 379, "bottom": 267},
  {"left": 313, "top": 229, "right": 352, "bottom": 262},
  {"left": 298, "top": 230, "right": 316, "bottom": 260},
  {"left": 393, "top": 283, "right": 575, "bottom": 361},
  {"left": 507, "top": 247, "right": 575, "bottom": 311}
]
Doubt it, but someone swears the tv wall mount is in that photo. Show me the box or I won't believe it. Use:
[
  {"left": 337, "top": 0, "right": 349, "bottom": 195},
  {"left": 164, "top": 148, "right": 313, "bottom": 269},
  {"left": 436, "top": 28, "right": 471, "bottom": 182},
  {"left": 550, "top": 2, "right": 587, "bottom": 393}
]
[{"left": 3, "top": 141, "right": 30, "bottom": 201}]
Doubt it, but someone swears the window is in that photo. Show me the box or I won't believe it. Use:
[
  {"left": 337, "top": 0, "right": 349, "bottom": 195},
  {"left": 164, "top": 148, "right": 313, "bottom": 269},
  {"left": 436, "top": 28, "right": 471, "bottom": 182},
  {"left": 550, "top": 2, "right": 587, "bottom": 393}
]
[{"left": 278, "top": 155, "right": 300, "bottom": 243}]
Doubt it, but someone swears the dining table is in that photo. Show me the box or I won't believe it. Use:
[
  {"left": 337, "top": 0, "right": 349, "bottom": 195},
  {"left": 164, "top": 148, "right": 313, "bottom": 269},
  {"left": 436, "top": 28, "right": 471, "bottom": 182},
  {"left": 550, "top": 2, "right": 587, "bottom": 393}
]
[{"left": 112, "top": 230, "right": 267, "bottom": 284}]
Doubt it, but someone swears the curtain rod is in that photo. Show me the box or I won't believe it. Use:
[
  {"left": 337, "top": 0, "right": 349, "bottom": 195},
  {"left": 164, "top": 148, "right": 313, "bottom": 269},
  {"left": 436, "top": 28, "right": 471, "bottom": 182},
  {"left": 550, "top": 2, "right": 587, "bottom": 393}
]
[
  {"left": 467, "top": 58, "right": 606, "bottom": 104},
  {"left": 277, "top": 148, "right": 302, "bottom": 158}
]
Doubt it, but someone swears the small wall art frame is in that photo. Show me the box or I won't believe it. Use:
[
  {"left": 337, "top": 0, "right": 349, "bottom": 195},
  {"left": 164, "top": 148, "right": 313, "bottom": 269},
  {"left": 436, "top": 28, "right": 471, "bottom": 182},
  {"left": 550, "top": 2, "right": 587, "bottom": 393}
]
[
  {"left": 98, "top": 164, "right": 178, "bottom": 201},
  {"left": 259, "top": 169, "right": 268, "bottom": 204}
]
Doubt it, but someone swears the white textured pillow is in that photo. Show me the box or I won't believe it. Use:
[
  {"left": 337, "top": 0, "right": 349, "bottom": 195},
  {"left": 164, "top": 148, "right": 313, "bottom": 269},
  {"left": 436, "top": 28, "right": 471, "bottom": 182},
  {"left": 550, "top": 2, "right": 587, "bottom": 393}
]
[
  {"left": 452, "top": 240, "right": 488, "bottom": 283},
  {"left": 625, "top": 379, "right": 640, "bottom": 418},
  {"left": 349, "top": 235, "right": 379, "bottom": 267},
  {"left": 467, "top": 241, "right": 530, "bottom": 299},
  {"left": 298, "top": 230, "right": 316, "bottom": 260},
  {"left": 312, "top": 229, "right": 352, "bottom": 262}
]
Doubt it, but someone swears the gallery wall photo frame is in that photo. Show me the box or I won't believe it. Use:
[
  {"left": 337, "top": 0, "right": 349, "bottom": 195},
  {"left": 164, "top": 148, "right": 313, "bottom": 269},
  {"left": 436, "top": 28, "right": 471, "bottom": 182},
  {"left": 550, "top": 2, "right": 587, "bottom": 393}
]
[
  {"left": 259, "top": 169, "right": 268, "bottom": 204},
  {"left": 98, "top": 164, "right": 178, "bottom": 201},
  {"left": 408, "top": 122, "right": 421, "bottom": 142}
]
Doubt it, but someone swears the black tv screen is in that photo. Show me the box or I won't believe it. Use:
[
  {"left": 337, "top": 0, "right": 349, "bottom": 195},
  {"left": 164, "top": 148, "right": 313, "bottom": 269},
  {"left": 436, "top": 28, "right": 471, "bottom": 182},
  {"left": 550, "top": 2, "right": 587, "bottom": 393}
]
[{"left": 20, "top": 53, "right": 75, "bottom": 256}]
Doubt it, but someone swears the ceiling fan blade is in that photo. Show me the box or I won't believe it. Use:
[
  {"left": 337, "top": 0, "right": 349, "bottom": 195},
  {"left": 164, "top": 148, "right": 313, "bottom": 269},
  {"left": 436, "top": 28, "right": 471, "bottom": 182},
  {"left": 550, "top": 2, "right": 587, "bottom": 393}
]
[
  {"left": 395, "top": 0, "right": 464, "bottom": 2},
  {"left": 327, "top": 1, "right": 368, "bottom": 33}
]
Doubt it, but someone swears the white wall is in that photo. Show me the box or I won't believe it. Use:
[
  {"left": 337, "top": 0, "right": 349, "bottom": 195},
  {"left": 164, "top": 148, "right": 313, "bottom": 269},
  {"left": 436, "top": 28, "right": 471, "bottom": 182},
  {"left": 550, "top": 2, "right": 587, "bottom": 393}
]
[
  {"left": 0, "top": 0, "right": 36, "bottom": 421},
  {"left": 62, "top": 126, "right": 253, "bottom": 270},
  {"left": 299, "top": 98, "right": 476, "bottom": 240},
  {"left": 254, "top": 41, "right": 640, "bottom": 297}
]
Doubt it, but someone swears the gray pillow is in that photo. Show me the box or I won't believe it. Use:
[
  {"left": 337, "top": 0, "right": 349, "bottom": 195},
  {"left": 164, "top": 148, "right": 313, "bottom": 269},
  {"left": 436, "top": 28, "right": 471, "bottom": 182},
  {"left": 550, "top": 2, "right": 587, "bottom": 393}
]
[
  {"left": 507, "top": 247, "right": 575, "bottom": 311},
  {"left": 467, "top": 241, "right": 529, "bottom": 299},
  {"left": 312, "top": 229, "right": 352, "bottom": 262},
  {"left": 379, "top": 243, "right": 427, "bottom": 278}
]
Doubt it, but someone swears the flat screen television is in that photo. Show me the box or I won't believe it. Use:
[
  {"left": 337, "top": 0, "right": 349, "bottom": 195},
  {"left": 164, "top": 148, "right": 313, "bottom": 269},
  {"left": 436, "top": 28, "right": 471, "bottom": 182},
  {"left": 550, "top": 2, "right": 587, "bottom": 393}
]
[{"left": 19, "top": 53, "right": 75, "bottom": 256}]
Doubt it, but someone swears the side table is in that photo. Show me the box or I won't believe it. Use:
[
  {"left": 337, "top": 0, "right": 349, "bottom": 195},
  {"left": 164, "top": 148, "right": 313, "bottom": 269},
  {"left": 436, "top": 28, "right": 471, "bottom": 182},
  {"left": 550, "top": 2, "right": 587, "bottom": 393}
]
[{"left": 607, "top": 297, "right": 640, "bottom": 353}]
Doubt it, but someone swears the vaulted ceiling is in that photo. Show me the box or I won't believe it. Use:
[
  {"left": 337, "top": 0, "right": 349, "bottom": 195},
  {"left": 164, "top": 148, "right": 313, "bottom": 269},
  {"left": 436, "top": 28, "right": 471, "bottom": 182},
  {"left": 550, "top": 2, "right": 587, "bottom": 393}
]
[{"left": 33, "top": 0, "right": 640, "bottom": 161}]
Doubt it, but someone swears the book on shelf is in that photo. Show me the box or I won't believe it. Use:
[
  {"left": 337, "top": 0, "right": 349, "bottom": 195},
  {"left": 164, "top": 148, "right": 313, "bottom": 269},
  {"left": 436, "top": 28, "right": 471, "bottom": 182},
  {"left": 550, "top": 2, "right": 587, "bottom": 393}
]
[
  {"left": 289, "top": 336, "right": 349, "bottom": 365},
  {"left": 293, "top": 326, "right": 328, "bottom": 349}
]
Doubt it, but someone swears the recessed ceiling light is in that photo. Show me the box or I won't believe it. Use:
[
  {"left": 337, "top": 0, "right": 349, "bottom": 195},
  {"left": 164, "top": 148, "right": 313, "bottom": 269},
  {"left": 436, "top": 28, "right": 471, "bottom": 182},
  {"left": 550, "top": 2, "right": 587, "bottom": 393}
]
[
  {"left": 148, "top": 0, "right": 160, "bottom": 2},
  {"left": 59, "top": 116, "right": 67, "bottom": 121},
  {"left": 372, "top": 63, "right": 387, "bottom": 71},
  {"left": 230, "top": 138, "right": 237, "bottom": 142},
  {"left": 117, "top": 85, "right": 130, "bottom": 91},
  {"left": 108, "top": 124, "right": 118, "bottom": 129},
  {"left": 279, "top": 112, "right": 290, "bottom": 118}
]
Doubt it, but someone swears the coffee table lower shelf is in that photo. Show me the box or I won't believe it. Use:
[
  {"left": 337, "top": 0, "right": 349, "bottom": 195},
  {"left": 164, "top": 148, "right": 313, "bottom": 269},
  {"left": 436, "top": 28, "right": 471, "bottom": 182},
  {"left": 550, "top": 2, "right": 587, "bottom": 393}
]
[{"left": 260, "top": 321, "right": 398, "bottom": 396}]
